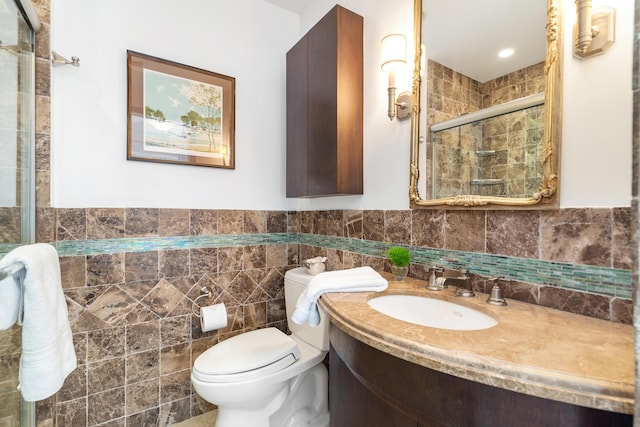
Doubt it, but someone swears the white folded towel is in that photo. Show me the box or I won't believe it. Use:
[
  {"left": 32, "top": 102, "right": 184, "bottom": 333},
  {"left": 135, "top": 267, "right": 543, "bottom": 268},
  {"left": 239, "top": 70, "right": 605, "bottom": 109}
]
[
  {"left": 0, "top": 244, "right": 77, "bottom": 401},
  {"left": 0, "top": 261, "right": 24, "bottom": 329},
  {"left": 292, "top": 266, "right": 388, "bottom": 326}
]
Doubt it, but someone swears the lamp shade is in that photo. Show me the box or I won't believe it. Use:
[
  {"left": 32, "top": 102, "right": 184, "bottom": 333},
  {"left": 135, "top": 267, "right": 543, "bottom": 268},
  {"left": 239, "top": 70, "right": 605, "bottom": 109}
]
[{"left": 380, "top": 34, "right": 407, "bottom": 71}]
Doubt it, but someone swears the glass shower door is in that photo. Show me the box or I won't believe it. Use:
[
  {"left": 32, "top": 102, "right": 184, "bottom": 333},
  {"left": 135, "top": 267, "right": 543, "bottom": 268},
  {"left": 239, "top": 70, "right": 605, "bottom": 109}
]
[{"left": 0, "top": 0, "right": 37, "bottom": 425}]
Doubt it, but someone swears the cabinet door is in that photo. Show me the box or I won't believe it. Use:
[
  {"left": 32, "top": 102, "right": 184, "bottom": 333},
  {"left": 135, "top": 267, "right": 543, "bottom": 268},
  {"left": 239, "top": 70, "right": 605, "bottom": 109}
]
[
  {"left": 306, "top": 7, "right": 338, "bottom": 195},
  {"left": 286, "top": 5, "right": 363, "bottom": 197},
  {"left": 330, "top": 326, "right": 632, "bottom": 427},
  {"left": 286, "top": 36, "right": 309, "bottom": 197},
  {"left": 330, "top": 346, "right": 417, "bottom": 427}
]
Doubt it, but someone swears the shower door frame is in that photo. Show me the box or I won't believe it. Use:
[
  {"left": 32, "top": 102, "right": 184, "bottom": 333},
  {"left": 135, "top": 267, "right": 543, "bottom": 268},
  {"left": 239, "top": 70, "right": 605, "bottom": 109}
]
[{"left": 1, "top": 0, "right": 40, "bottom": 425}]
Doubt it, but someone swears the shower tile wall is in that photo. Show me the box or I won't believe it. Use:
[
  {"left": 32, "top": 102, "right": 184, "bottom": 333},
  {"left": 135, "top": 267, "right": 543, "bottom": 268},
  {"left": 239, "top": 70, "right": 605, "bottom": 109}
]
[
  {"left": 426, "top": 59, "right": 480, "bottom": 196},
  {"left": 478, "top": 62, "right": 545, "bottom": 108},
  {"left": 11, "top": 1, "right": 632, "bottom": 426},
  {"left": 427, "top": 59, "right": 545, "bottom": 198}
]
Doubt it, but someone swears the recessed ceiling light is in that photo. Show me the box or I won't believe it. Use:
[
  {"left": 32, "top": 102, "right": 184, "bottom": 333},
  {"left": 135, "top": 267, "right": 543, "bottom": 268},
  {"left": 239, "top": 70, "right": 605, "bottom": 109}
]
[{"left": 498, "top": 48, "right": 515, "bottom": 58}]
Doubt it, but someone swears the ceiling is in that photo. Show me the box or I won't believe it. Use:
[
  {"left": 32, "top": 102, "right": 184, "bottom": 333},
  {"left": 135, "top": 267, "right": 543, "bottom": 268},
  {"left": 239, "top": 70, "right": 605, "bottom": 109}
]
[
  {"left": 424, "top": 0, "right": 547, "bottom": 83},
  {"left": 264, "top": 0, "right": 309, "bottom": 15},
  {"left": 265, "top": 0, "right": 547, "bottom": 84}
]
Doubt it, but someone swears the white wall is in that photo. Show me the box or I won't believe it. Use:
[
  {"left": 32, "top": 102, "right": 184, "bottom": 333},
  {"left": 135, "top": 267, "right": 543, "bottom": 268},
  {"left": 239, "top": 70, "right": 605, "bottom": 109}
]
[
  {"left": 50, "top": 0, "right": 632, "bottom": 210},
  {"left": 559, "top": 0, "right": 633, "bottom": 207},
  {"left": 51, "top": 0, "right": 301, "bottom": 209}
]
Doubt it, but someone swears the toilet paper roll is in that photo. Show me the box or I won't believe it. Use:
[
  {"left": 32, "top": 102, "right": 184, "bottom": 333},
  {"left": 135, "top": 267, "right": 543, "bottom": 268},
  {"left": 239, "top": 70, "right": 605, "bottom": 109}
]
[{"left": 200, "top": 303, "right": 228, "bottom": 332}]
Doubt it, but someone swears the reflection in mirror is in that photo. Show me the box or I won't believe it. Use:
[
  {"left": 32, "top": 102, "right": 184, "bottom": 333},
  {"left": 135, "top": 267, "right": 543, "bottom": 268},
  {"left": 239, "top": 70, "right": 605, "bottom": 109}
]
[
  {"left": 409, "top": 0, "right": 563, "bottom": 208},
  {"left": 432, "top": 94, "right": 544, "bottom": 199}
]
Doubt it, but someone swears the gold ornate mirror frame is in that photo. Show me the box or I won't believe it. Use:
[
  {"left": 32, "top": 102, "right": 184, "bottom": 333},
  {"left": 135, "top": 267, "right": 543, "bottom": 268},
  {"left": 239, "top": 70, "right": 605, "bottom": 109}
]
[{"left": 409, "top": 0, "right": 563, "bottom": 208}]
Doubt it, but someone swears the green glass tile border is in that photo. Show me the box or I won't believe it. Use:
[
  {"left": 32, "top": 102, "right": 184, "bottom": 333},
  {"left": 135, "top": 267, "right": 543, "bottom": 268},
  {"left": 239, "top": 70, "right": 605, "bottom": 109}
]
[
  {"left": 53, "top": 233, "right": 295, "bottom": 256},
  {"left": 2, "top": 232, "right": 632, "bottom": 300},
  {"left": 297, "top": 234, "right": 632, "bottom": 299},
  {"left": 0, "top": 234, "right": 294, "bottom": 258}
]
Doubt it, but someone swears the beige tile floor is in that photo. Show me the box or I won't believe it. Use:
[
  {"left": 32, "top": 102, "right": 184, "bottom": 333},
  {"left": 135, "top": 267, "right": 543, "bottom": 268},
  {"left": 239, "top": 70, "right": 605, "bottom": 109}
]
[{"left": 172, "top": 410, "right": 217, "bottom": 427}]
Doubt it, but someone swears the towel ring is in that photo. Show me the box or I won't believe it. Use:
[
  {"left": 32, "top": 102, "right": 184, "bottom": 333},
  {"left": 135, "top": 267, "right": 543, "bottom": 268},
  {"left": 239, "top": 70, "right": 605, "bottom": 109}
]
[{"left": 191, "top": 286, "right": 213, "bottom": 318}]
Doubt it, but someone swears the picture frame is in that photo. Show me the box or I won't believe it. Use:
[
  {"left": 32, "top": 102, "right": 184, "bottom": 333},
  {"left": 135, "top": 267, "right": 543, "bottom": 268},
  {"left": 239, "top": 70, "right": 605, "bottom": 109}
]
[{"left": 127, "top": 50, "right": 235, "bottom": 169}]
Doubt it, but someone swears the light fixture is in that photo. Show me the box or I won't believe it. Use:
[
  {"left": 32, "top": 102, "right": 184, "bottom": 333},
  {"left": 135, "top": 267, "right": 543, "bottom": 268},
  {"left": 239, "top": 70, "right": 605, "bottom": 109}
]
[
  {"left": 380, "top": 34, "right": 411, "bottom": 121},
  {"left": 574, "top": 0, "right": 615, "bottom": 59},
  {"left": 498, "top": 48, "right": 514, "bottom": 58}
]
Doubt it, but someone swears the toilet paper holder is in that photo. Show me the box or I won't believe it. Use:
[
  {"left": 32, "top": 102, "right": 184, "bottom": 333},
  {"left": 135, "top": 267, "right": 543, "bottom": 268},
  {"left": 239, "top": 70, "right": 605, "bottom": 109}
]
[{"left": 192, "top": 286, "right": 213, "bottom": 317}]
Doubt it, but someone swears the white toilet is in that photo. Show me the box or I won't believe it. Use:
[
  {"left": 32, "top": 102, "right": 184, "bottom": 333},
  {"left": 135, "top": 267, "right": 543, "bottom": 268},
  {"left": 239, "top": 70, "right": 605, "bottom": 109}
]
[{"left": 191, "top": 267, "right": 330, "bottom": 427}]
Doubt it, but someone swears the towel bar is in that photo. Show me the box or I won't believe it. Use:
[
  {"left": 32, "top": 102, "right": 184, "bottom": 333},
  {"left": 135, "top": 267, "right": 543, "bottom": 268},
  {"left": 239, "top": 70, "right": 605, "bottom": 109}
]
[{"left": 0, "top": 262, "right": 25, "bottom": 281}]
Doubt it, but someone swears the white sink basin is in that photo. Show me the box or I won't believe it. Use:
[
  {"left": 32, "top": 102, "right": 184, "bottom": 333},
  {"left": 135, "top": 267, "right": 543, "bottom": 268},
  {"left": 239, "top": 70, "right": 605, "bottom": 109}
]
[{"left": 367, "top": 294, "right": 497, "bottom": 331}]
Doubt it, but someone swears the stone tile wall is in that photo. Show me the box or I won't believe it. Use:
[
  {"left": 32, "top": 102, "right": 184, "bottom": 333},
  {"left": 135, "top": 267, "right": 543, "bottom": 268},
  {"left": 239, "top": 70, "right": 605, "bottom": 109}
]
[
  {"left": 3, "top": 205, "right": 627, "bottom": 426},
  {"left": 37, "top": 209, "right": 298, "bottom": 426},
  {"left": 427, "top": 59, "right": 545, "bottom": 199},
  {"left": 297, "top": 208, "right": 633, "bottom": 323},
  {"left": 478, "top": 62, "right": 545, "bottom": 108}
]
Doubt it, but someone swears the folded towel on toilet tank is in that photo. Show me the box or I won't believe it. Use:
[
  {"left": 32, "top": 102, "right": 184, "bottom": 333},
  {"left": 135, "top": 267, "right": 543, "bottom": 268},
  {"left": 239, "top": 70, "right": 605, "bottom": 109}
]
[{"left": 291, "top": 266, "right": 388, "bottom": 326}]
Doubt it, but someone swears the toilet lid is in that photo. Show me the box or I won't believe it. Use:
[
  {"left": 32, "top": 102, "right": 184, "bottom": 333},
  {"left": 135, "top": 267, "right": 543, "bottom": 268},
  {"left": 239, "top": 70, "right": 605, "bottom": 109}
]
[{"left": 192, "top": 328, "right": 301, "bottom": 383}]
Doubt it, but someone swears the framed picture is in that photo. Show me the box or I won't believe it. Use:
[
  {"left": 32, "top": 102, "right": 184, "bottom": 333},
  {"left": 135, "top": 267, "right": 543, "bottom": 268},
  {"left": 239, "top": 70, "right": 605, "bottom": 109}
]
[{"left": 127, "top": 50, "right": 235, "bottom": 168}]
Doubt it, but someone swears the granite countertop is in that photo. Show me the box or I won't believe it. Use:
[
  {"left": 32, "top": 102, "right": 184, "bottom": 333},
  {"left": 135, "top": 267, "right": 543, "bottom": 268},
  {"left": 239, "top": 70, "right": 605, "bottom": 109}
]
[{"left": 318, "top": 273, "right": 635, "bottom": 414}]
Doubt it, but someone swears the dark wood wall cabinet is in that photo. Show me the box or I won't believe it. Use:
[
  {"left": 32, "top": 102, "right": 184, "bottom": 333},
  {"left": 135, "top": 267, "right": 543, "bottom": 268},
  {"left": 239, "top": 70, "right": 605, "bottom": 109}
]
[
  {"left": 286, "top": 5, "right": 363, "bottom": 197},
  {"left": 329, "top": 325, "right": 632, "bottom": 427}
]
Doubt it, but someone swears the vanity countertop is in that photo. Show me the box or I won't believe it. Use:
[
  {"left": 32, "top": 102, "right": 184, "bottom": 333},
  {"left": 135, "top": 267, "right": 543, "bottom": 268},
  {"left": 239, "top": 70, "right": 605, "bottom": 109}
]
[{"left": 318, "top": 273, "right": 635, "bottom": 414}]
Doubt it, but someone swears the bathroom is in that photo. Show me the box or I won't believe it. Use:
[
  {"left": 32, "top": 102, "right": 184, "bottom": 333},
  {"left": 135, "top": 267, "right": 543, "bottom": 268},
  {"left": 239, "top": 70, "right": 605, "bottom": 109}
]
[{"left": 0, "top": 0, "right": 636, "bottom": 425}]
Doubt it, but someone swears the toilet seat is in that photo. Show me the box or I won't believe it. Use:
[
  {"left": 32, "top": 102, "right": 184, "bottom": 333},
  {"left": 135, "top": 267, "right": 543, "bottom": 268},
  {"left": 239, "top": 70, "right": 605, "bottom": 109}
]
[{"left": 192, "top": 328, "right": 301, "bottom": 383}]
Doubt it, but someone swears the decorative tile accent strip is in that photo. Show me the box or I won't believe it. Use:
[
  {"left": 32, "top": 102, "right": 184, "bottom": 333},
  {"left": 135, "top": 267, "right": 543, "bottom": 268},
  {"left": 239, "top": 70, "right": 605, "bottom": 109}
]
[
  {"left": 2, "top": 232, "right": 631, "bottom": 299},
  {"left": 297, "top": 234, "right": 633, "bottom": 299},
  {"left": 53, "top": 233, "right": 295, "bottom": 256}
]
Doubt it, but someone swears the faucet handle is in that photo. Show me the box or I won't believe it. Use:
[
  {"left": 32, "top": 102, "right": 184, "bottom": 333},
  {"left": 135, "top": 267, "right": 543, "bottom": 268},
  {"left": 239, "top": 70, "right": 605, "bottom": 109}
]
[
  {"left": 486, "top": 278, "right": 507, "bottom": 306},
  {"left": 426, "top": 266, "right": 445, "bottom": 291}
]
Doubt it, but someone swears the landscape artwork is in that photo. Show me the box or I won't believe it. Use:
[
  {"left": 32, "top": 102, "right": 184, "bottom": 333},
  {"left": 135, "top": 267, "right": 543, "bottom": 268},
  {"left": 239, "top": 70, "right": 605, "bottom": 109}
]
[
  {"left": 143, "top": 69, "right": 227, "bottom": 161},
  {"left": 127, "top": 51, "right": 235, "bottom": 168}
]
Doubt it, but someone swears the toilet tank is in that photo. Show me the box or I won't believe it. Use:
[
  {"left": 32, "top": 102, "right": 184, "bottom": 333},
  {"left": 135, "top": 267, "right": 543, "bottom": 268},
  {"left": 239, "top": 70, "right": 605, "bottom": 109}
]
[{"left": 285, "top": 267, "right": 330, "bottom": 351}]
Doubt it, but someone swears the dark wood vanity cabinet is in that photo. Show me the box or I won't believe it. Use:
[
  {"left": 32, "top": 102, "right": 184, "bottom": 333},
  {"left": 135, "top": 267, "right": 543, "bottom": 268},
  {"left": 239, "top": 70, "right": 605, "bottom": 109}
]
[
  {"left": 286, "top": 5, "right": 363, "bottom": 197},
  {"left": 329, "top": 325, "right": 632, "bottom": 427}
]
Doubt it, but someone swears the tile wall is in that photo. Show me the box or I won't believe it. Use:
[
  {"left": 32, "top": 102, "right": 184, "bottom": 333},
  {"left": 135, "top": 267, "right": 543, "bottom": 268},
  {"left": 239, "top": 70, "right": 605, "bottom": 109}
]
[
  {"left": 427, "top": 59, "right": 545, "bottom": 198},
  {"left": 13, "top": 206, "right": 633, "bottom": 426},
  {"left": 297, "top": 208, "right": 632, "bottom": 321},
  {"left": 35, "top": 209, "right": 298, "bottom": 426},
  {"left": 432, "top": 103, "right": 544, "bottom": 199},
  {"left": 0, "top": 203, "right": 631, "bottom": 426}
]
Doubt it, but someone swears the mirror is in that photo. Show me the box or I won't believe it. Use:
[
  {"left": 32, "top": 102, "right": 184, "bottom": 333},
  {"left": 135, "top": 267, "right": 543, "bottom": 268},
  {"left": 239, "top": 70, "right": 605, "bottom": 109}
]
[{"left": 409, "top": 0, "right": 563, "bottom": 208}]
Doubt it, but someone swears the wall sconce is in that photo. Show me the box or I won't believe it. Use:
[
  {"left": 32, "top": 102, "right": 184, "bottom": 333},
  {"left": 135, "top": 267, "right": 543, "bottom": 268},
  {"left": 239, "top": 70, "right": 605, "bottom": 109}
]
[
  {"left": 574, "top": 0, "right": 615, "bottom": 59},
  {"left": 380, "top": 34, "right": 411, "bottom": 121}
]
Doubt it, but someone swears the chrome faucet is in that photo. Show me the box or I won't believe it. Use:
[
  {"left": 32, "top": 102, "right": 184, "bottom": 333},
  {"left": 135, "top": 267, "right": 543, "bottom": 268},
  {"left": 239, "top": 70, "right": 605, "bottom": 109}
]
[
  {"left": 426, "top": 266, "right": 445, "bottom": 290},
  {"left": 441, "top": 269, "right": 475, "bottom": 297}
]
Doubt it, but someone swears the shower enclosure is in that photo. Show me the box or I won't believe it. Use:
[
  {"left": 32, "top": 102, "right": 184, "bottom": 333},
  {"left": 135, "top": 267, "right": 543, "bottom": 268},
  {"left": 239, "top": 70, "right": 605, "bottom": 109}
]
[
  {"left": 0, "top": 0, "right": 40, "bottom": 425},
  {"left": 431, "top": 96, "right": 544, "bottom": 200}
]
